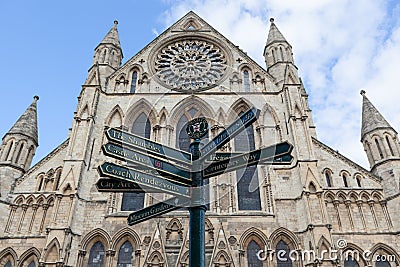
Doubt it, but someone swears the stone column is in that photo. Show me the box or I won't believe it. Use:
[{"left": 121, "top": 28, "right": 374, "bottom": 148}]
[
  {"left": 356, "top": 200, "right": 367, "bottom": 230},
  {"left": 5, "top": 205, "right": 17, "bottom": 233},
  {"left": 28, "top": 204, "right": 39, "bottom": 233},
  {"left": 17, "top": 204, "right": 28, "bottom": 232}
]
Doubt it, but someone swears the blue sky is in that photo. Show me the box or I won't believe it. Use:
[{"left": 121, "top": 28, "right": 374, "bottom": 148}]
[{"left": 1, "top": 0, "right": 400, "bottom": 168}]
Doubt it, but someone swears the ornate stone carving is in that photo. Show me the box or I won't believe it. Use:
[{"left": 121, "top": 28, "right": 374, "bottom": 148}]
[{"left": 154, "top": 39, "right": 227, "bottom": 92}]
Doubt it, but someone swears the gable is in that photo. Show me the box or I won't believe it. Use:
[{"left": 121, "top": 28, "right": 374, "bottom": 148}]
[{"left": 106, "top": 11, "right": 276, "bottom": 94}]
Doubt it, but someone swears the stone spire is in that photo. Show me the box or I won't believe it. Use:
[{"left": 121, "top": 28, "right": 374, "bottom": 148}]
[
  {"left": 360, "top": 90, "right": 393, "bottom": 139},
  {"left": 266, "top": 18, "right": 289, "bottom": 46},
  {"left": 5, "top": 96, "right": 39, "bottom": 145},
  {"left": 99, "top": 20, "right": 121, "bottom": 49}
]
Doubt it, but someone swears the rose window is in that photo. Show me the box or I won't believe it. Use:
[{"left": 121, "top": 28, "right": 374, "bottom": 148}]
[{"left": 154, "top": 39, "right": 227, "bottom": 92}]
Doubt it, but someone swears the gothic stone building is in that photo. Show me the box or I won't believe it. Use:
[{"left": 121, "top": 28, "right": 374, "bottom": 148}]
[{"left": 0, "top": 12, "right": 399, "bottom": 267}]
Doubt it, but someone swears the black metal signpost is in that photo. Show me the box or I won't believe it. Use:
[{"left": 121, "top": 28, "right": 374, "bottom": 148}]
[{"left": 97, "top": 107, "right": 294, "bottom": 267}]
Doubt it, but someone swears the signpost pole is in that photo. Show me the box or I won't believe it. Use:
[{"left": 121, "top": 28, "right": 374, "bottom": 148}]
[{"left": 189, "top": 138, "right": 206, "bottom": 267}]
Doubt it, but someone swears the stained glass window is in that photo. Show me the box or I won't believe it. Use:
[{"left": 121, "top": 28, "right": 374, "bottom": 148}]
[
  {"left": 130, "top": 71, "right": 138, "bottom": 93},
  {"left": 5, "top": 262, "right": 12, "bottom": 267},
  {"left": 247, "top": 240, "right": 262, "bottom": 267},
  {"left": 88, "top": 241, "right": 105, "bottom": 267},
  {"left": 244, "top": 70, "right": 250, "bottom": 92},
  {"left": 121, "top": 113, "right": 150, "bottom": 211},
  {"left": 117, "top": 241, "right": 134, "bottom": 267},
  {"left": 276, "top": 240, "right": 292, "bottom": 267},
  {"left": 235, "top": 114, "right": 261, "bottom": 210}
]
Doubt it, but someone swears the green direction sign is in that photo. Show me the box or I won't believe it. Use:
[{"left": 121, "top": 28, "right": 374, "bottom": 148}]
[
  {"left": 204, "top": 152, "right": 293, "bottom": 164},
  {"left": 200, "top": 107, "right": 260, "bottom": 159},
  {"left": 102, "top": 143, "right": 191, "bottom": 186},
  {"left": 106, "top": 128, "right": 191, "bottom": 165},
  {"left": 98, "top": 162, "right": 191, "bottom": 198},
  {"left": 203, "top": 141, "right": 293, "bottom": 178},
  {"left": 96, "top": 178, "right": 148, "bottom": 192},
  {"left": 127, "top": 196, "right": 189, "bottom": 225}
]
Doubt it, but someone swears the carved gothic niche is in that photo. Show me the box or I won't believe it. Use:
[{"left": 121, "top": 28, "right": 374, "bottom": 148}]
[
  {"left": 205, "top": 219, "right": 215, "bottom": 244},
  {"left": 166, "top": 218, "right": 183, "bottom": 244}
]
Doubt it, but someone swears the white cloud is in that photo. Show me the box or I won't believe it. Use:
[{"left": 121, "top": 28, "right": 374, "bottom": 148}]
[{"left": 161, "top": 0, "right": 400, "bottom": 168}]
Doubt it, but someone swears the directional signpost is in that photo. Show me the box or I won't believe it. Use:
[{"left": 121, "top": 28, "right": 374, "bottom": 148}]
[
  {"left": 96, "top": 107, "right": 294, "bottom": 267},
  {"left": 203, "top": 141, "right": 293, "bottom": 178}
]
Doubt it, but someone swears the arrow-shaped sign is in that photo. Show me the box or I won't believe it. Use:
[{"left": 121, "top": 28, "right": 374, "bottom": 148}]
[
  {"left": 106, "top": 128, "right": 192, "bottom": 165},
  {"left": 204, "top": 152, "right": 293, "bottom": 164},
  {"left": 127, "top": 196, "right": 189, "bottom": 225},
  {"left": 203, "top": 141, "right": 293, "bottom": 178},
  {"left": 97, "top": 162, "right": 191, "bottom": 198},
  {"left": 102, "top": 143, "right": 191, "bottom": 186},
  {"left": 96, "top": 178, "right": 148, "bottom": 192},
  {"left": 200, "top": 107, "right": 260, "bottom": 159}
]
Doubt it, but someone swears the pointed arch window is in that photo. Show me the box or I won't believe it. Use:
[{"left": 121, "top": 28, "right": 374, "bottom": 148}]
[
  {"left": 27, "top": 262, "right": 36, "bottom": 267},
  {"left": 280, "top": 47, "right": 285, "bottom": 61},
  {"left": 101, "top": 50, "right": 107, "bottom": 63},
  {"left": 14, "top": 143, "right": 24, "bottom": 164},
  {"left": 276, "top": 240, "right": 292, "bottom": 267},
  {"left": 272, "top": 49, "right": 276, "bottom": 63},
  {"left": 4, "top": 262, "right": 11, "bottom": 267},
  {"left": 54, "top": 169, "right": 62, "bottom": 191},
  {"left": 110, "top": 50, "right": 115, "bottom": 65},
  {"left": 375, "top": 138, "right": 384, "bottom": 159},
  {"left": 247, "top": 240, "right": 263, "bottom": 267},
  {"left": 117, "top": 241, "right": 134, "bottom": 267},
  {"left": 342, "top": 174, "right": 349, "bottom": 187},
  {"left": 88, "top": 241, "right": 105, "bottom": 267},
  {"left": 121, "top": 112, "right": 150, "bottom": 211},
  {"left": 130, "top": 71, "right": 138, "bottom": 93},
  {"left": 385, "top": 136, "right": 395, "bottom": 156},
  {"left": 243, "top": 70, "right": 250, "bottom": 92},
  {"left": 235, "top": 112, "right": 261, "bottom": 210},
  {"left": 4, "top": 140, "right": 14, "bottom": 161},
  {"left": 325, "top": 171, "right": 333, "bottom": 187},
  {"left": 344, "top": 256, "right": 360, "bottom": 267},
  {"left": 37, "top": 175, "right": 44, "bottom": 191},
  {"left": 356, "top": 176, "right": 362, "bottom": 188}
]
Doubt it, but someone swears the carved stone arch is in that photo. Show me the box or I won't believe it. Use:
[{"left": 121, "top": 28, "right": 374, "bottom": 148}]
[
  {"left": 348, "top": 191, "right": 359, "bottom": 202},
  {"left": 111, "top": 227, "right": 141, "bottom": 251},
  {"left": 230, "top": 71, "right": 241, "bottom": 83},
  {"left": 214, "top": 250, "right": 232, "bottom": 265},
  {"left": 324, "top": 191, "right": 335, "bottom": 202},
  {"left": 308, "top": 181, "right": 317, "bottom": 193},
  {"left": 341, "top": 243, "right": 367, "bottom": 266},
  {"left": 147, "top": 251, "right": 164, "bottom": 265},
  {"left": 269, "top": 227, "right": 300, "bottom": 250},
  {"left": 128, "top": 63, "right": 144, "bottom": 74},
  {"left": 46, "top": 194, "right": 56, "bottom": 205},
  {"left": 293, "top": 102, "right": 303, "bottom": 118},
  {"left": 79, "top": 103, "right": 90, "bottom": 120},
  {"left": 339, "top": 170, "right": 351, "bottom": 177},
  {"left": 261, "top": 102, "right": 280, "bottom": 126},
  {"left": 370, "top": 243, "right": 400, "bottom": 265},
  {"left": 14, "top": 195, "right": 24, "bottom": 205},
  {"left": 36, "top": 195, "right": 46, "bottom": 205},
  {"left": 0, "top": 247, "right": 17, "bottom": 267},
  {"left": 80, "top": 228, "right": 111, "bottom": 251},
  {"left": 227, "top": 97, "right": 258, "bottom": 126},
  {"left": 336, "top": 191, "right": 347, "bottom": 202},
  {"left": 124, "top": 98, "right": 157, "bottom": 128},
  {"left": 180, "top": 250, "right": 190, "bottom": 265},
  {"left": 158, "top": 107, "right": 168, "bottom": 127},
  {"left": 106, "top": 105, "right": 124, "bottom": 128},
  {"left": 165, "top": 218, "right": 183, "bottom": 242},
  {"left": 215, "top": 107, "right": 226, "bottom": 126},
  {"left": 169, "top": 95, "right": 215, "bottom": 126},
  {"left": 360, "top": 191, "right": 371, "bottom": 201},
  {"left": 182, "top": 18, "right": 202, "bottom": 30},
  {"left": 238, "top": 63, "right": 252, "bottom": 73},
  {"left": 316, "top": 235, "right": 331, "bottom": 250},
  {"left": 25, "top": 195, "right": 35, "bottom": 205},
  {"left": 44, "top": 237, "right": 61, "bottom": 263},
  {"left": 18, "top": 247, "right": 40, "bottom": 267},
  {"left": 205, "top": 218, "right": 215, "bottom": 244},
  {"left": 371, "top": 191, "right": 383, "bottom": 202},
  {"left": 239, "top": 227, "right": 268, "bottom": 250},
  {"left": 305, "top": 168, "right": 322, "bottom": 192}
]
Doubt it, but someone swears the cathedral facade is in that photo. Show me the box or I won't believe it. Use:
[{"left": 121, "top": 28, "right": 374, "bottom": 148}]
[{"left": 0, "top": 12, "right": 399, "bottom": 267}]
